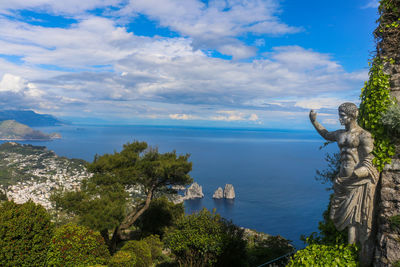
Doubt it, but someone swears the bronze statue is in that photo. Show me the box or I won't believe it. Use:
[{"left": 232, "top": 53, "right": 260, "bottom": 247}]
[{"left": 310, "top": 103, "right": 378, "bottom": 263}]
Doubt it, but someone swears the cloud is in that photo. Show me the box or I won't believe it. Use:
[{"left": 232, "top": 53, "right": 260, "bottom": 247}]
[
  {"left": 362, "top": 0, "right": 379, "bottom": 9},
  {"left": 0, "top": 5, "right": 367, "bottom": 126},
  {"left": 294, "top": 97, "right": 349, "bottom": 110},
  {"left": 0, "top": 0, "right": 125, "bottom": 15},
  {"left": 210, "top": 110, "right": 260, "bottom": 122},
  {"left": 120, "top": 0, "right": 301, "bottom": 58},
  {"left": 169, "top": 113, "right": 197, "bottom": 120}
]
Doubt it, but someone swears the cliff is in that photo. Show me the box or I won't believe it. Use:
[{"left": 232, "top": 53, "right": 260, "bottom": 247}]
[{"left": 0, "top": 120, "right": 61, "bottom": 141}]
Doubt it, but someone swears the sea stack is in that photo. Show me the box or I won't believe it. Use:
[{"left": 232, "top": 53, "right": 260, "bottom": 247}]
[
  {"left": 184, "top": 182, "right": 204, "bottom": 199},
  {"left": 212, "top": 187, "right": 224, "bottom": 199},
  {"left": 223, "top": 184, "right": 235, "bottom": 199}
]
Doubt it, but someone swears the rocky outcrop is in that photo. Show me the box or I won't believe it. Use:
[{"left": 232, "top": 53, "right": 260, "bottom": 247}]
[
  {"left": 184, "top": 182, "right": 204, "bottom": 200},
  {"left": 212, "top": 187, "right": 223, "bottom": 199},
  {"left": 223, "top": 184, "right": 235, "bottom": 199}
]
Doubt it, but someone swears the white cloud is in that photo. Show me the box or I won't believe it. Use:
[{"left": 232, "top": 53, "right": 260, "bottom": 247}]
[
  {"left": 362, "top": 0, "right": 379, "bottom": 9},
  {"left": 0, "top": 6, "right": 367, "bottom": 124},
  {"left": 120, "top": 0, "right": 301, "bottom": 58},
  {"left": 210, "top": 110, "right": 259, "bottom": 122},
  {"left": 0, "top": 73, "right": 26, "bottom": 93},
  {"left": 169, "top": 113, "right": 197, "bottom": 120},
  {"left": 0, "top": 0, "right": 125, "bottom": 15},
  {"left": 294, "top": 97, "right": 347, "bottom": 110}
]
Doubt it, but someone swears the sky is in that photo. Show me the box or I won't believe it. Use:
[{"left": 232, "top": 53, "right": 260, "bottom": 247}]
[{"left": 0, "top": 0, "right": 381, "bottom": 129}]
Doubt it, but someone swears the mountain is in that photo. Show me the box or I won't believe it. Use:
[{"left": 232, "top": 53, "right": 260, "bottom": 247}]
[
  {"left": 0, "top": 110, "right": 64, "bottom": 126},
  {"left": 0, "top": 120, "right": 61, "bottom": 141}
]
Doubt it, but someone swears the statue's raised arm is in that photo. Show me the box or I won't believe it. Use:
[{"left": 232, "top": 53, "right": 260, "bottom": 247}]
[{"left": 309, "top": 109, "right": 338, "bottom": 142}]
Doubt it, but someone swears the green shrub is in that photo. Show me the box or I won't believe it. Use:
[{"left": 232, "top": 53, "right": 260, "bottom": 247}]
[
  {"left": 46, "top": 223, "right": 110, "bottom": 266},
  {"left": 121, "top": 240, "right": 152, "bottom": 267},
  {"left": 164, "top": 208, "right": 247, "bottom": 267},
  {"left": 108, "top": 250, "right": 136, "bottom": 267},
  {"left": 0, "top": 200, "right": 53, "bottom": 267},
  {"left": 287, "top": 244, "right": 358, "bottom": 266},
  {"left": 143, "top": 234, "right": 164, "bottom": 262}
]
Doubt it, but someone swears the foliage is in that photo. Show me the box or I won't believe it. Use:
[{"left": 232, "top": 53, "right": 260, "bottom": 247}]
[
  {"left": 315, "top": 152, "right": 340, "bottom": 189},
  {"left": 381, "top": 102, "right": 400, "bottom": 135},
  {"left": 287, "top": 243, "right": 359, "bottom": 266},
  {"left": 247, "top": 235, "right": 293, "bottom": 266},
  {"left": 389, "top": 214, "right": 400, "bottom": 232},
  {"left": 108, "top": 250, "right": 136, "bottom": 267},
  {"left": 46, "top": 223, "right": 110, "bottom": 266},
  {"left": 358, "top": 59, "right": 396, "bottom": 171},
  {"left": 120, "top": 240, "right": 152, "bottom": 267},
  {"left": 51, "top": 179, "right": 128, "bottom": 233},
  {"left": 164, "top": 208, "right": 247, "bottom": 267},
  {"left": 136, "top": 196, "right": 184, "bottom": 238},
  {"left": 0, "top": 200, "right": 53, "bottom": 267},
  {"left": 52, "top": 141, "right": 193, "bottom": 252},
  {"left": 375, "top": 0, "right": 400, "bottom": 59},
  {"left": 142, "top": 235, "right": 164, "bottom": 262}
]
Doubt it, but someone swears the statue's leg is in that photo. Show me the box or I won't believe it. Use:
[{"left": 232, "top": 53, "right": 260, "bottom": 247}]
[{"left": 348, "top": 225, "right": 356, "bottom": 244}]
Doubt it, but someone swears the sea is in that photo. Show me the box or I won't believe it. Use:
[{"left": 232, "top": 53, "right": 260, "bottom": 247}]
[{"left": 1, "top": 124, "right": 338, "bottom": 249}]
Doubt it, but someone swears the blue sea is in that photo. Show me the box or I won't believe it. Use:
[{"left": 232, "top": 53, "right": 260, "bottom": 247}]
[{"left": 1, "top": 124, "right": 337, "bottom": 248}]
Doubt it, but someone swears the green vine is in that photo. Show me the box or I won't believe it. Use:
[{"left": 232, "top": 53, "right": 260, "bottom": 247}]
[{"left": 358, "top": 59, "right": 396, "bottom": 171}]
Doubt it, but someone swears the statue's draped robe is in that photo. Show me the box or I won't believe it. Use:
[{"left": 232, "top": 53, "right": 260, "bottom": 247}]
[{"left": 330, "top": 155, "right": 379, "bottom": 243}]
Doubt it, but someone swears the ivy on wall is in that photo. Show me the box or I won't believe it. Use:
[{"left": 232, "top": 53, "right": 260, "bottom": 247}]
[{"left": 358, "top": 59, "right": 396, "bottom": 171}]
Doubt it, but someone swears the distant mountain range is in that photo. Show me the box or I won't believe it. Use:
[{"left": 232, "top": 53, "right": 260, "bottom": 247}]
[
  {"left": 0, "top": 110, "right": 64, "bottom": 127},
  {"left": 0, "top": 120, "right": 61, "bottom": 141}
]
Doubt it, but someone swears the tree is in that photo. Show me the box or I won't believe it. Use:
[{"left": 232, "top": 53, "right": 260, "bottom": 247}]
[
  {"left": 135, "top": 196, "right": 184, "bottom": 238},
  {"left": 0, "top": 200, "right": 53, "bottom": 267},
  {"left": 164, "top": 208, "right": 248, "bottom": 267},
  {"left": 46, "top": 223, "right": 110, "bottom": 266},
  {"left": 53, "top": 141, "right": 193, "bottom": 252}
]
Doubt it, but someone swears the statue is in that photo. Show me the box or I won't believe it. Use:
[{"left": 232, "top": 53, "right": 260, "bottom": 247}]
[{"left": 310, "top": 103, "right": 379, "bottom": 264}]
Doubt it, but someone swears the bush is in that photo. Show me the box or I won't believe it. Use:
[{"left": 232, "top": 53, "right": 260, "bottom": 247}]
[
  {"left": 164, "top": 208, "right": 247, "bottom": 267},
  {"left": 143, "top": 235, "right": 164, "bottom": 262},
  {"left": 108, "top": 250, "right": 136, "bottom": 267},
  {"left": 120, "top": 240, "right": 152, "bottom": 267},
  {"left": 0, "top": 200, "right": 53, "bottom": 267},
  {"left": 46, "top": 223, "right": 110, "bottom": 266},
  {"left": 287, "top": 244, "right": 358, "bottom": 266}
]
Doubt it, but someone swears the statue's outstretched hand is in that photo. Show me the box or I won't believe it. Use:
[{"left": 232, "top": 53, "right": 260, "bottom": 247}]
[{"left": 309, "top": 110, "right": 317, "bottom": 122}]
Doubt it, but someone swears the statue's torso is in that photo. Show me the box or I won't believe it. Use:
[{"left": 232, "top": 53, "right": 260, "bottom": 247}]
[{"left": 337, "top": 129, "right": 362, "bottom": 177}]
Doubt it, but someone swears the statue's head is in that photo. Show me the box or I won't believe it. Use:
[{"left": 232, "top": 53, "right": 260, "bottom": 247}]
[{"left": 338, "top": 102, "right": 358, "bottom": 125}]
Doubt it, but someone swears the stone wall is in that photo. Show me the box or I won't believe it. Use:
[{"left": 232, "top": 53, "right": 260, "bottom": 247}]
[
  {"left": 374, "top": 63, "right": 400, "bottom": 266},
  {"left": 374, "top": 160, "right": 400, "bottom": 266}
]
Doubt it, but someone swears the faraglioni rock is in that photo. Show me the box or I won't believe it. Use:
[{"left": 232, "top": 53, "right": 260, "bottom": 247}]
[
  {"left": 223, "top": 184, "right": 235, "bottom": 199},
  {"left": 184, "top": 182, "right": 204, "bottom": 200},
  {"left": 212, "top": 187, "right": 223, "bottom": 199}
]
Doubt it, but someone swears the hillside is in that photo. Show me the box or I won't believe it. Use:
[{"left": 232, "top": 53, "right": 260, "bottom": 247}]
[
  {"left": 0, "top": 120, "right": 61, "bottom": 140},
  {"left": 0, "top": 110, "right": 63, "bottom": 126},
  {"left": 0, "top": 142, "right": 90, "bottom": 209}
]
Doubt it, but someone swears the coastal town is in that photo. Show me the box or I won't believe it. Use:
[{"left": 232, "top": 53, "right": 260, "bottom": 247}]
[{"left": 0, "top": 142, "right": 90, "bottom": 209}]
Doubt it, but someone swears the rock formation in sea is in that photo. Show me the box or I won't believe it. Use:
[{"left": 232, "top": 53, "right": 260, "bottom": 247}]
[
  {"left": 184, "top": 182, "right": 204, "bottom": 199},
  {"left": 223, "top": 184, "right": 235, "bottom": 199},
  {"left": 212, "top": 187, "right": 223, "bottom": 199}
]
